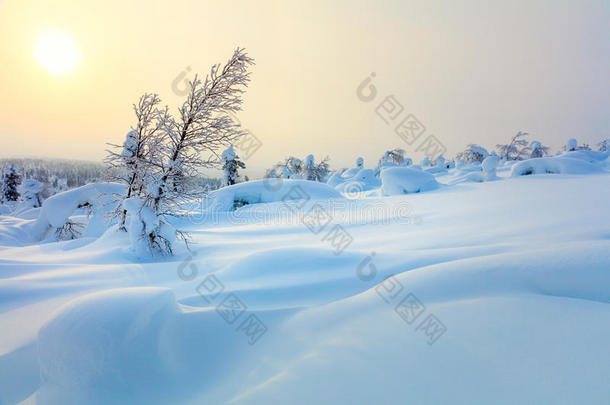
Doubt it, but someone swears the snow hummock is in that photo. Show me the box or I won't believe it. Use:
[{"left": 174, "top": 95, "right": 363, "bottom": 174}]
[
  {"left": 380, "top": 167, "right": 439, "bottom": 195},
  {"left": 511, "top": 157, "right": 604, "bottom": 177},
  {"left": 205, "top": 179, "right": 343, "bottom": 212}
]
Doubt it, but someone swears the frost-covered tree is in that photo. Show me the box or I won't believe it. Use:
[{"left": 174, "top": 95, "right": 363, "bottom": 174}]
[
  {"left": 598, "top": 139, "right": 610, "bottom": 152},
  {"left": 21, "top": 179, "right": 45, "bottom": 208},
  {"left": 2, "top": 165, "right": 21, "bottom": 202},
  {"left": 303, "top": 154, "right": 316, "bottom": 181},
  {"left": 565, "top": 138, "right": 578, "bottom": 151},
  {"left": 106, "top": 93, "right": 165, "bottom": 228},
  {"left": 380, "top": 148, "right": 405, "bottom": 166},
  {"left": 528, "top": 141, "right": 550, "bottom": 158},
  {"left": 496, "top": 131, "right": 529, "bottom": 161},
  {"left": 127, "top": 48, "right": 255, "bottom": 255},
  {"left": 302, "top": 154, "right": 329, "bottom": 182},
  {"left": 456, "top": 144, "right": 488, "bottom": 163},
  {"left": 221, "top": 145, "right": 245, "bottom": 186}
]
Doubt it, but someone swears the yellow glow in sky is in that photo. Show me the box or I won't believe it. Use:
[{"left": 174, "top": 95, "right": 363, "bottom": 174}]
[{"left": 34, "top": 30, "right": 79, "bottom": 75}]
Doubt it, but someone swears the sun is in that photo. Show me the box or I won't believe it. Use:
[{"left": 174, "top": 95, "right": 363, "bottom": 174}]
[{"left": 35, "top": 30, "right": 79, "bottom": 75}]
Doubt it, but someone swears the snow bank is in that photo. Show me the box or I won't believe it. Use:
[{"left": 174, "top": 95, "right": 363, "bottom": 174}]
[
  {"left": 380, "top": 167, "right": 439, "bottom": 195},
  {"left": 511, "top": 157, "right": 604, "bottom": 177},
  {"left": 206, "top": 179, "right": 343, "bottom": 212}
]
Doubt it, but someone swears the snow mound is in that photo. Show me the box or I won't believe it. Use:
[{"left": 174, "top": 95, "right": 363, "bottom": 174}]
[
  {"left": 206, "top": 179, "right": 343, "bottom": 212},
  {"left": 511, "top": 157, "right": 604, "bottom": 177},
  {"left": 558, "top": 150, "right": 609, "bottom": 163},
  {"left": 335, "top": 169, "right": 381, "bottom": 194},
  {"left": 380, "top": 167, "right": 439, "bottom": 195}
]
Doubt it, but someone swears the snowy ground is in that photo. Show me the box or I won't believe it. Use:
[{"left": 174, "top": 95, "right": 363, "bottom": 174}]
[{"left": 1, "top": 169, "right": 610, "bottom": 404}]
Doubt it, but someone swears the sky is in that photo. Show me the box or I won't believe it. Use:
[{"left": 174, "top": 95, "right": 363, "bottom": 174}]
[{"left": 0, "top": 0, "right": 609, "bottom": 175}]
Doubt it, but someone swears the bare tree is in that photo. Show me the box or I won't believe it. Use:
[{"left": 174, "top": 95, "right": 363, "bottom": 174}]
[
  {"left": 127, "top": 48, "right": 255, "bottom": 255},
  {"left": 105, "top": 93, "right": 165, "bottom": 228},
  {"left": 496, "top": 131, "right": 529, "bottom": 161}
]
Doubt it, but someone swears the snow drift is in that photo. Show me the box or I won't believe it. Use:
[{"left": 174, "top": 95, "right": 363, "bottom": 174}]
[
  {"left": 205, "top": 179, "right": 343, "bottom": 212},
  {"left": 511, "top": 157, "right": 604, "bottom": 177},
  {"left": 380, "top": 167, "right": 439, "bottom": 195}
]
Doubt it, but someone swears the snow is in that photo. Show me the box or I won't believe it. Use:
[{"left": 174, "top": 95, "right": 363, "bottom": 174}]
[
  {"left": 1, "top": 165, "right": 610, "bottom": 404},
  {"left": 380, "top": 167, "right": 440, "bottom": 195},
  {"left": 510, "top": 157, "right": 604, "bottom": 177},
  {"left": 205, "top": 179, "right": 344, "bottom": 212}
]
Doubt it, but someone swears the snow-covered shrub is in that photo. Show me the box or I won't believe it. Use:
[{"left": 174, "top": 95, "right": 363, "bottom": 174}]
[
  {"left": 481, "top": 155, "right": 499, "bottom": 180},
  {"left": 511, "top": 157, "right": 603, "bottom": 177},
  {"left": 566, "top": 138, "right": 578, "bottom": 151},
  {"left": 205, "top": 179, "right": 343, "bottom": 212},
  {"left": 2, "top": 165, "right": 21, "bottom": 202},
  {"left": 456, "top": 144, "right": 489, "bottom": 163},
  {"left": 221, "top": 145, "right": 245, "bottom": 186},
  {"left": 380, "top": 167, "right": 439, "bottom": 195},
  {"left": 29, "top": 182, "right": 125, "bottom": 241},
  {"left": 20, "top": 179, "right": 45, "bottom": 208},
  {"left": 598, "top": 139, "right": 610, "bottom": 152},
  {"left": 335, "top": 168, "right": 381, "bottom": 194},
  {"left": 123, "top": 197, "right": 176, "bottom": 256},
  {"left": 496, "top": 131, "right": 529, "bottom": 160},
  {"left": 528, "top": 141, "right": 550, "bottom": 158}
]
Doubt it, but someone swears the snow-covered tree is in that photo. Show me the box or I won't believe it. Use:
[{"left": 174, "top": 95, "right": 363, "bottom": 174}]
[
  {"left": 301, "top": 154, "right": 329, "bottom": 182},
  {"left": 528, "top": 141, "right": 550, "bottom": 158},
  {"left": 303, "top": 154, "right": 316, "bottom": 181},
  {"left": 106, "top": 93, "right": 165, "bottom": 228},
  {"left": 381, "top": 149, "right": 405, "bottom": 166},
  {"left": 456, "top": 144, "right": 489, "bottom": 163},
  {"left": 356, "top": 157, "right": 364, "bottom": 168},
  {"left": 566, "top": 138, "right": 578, "bottom": 151},
  {"left": 221, "top": 145, "right": 245, "bottom": 186},
  {"left": 496, "top": 131, "right": 529, "bottom": 161},
  {"left": 128, "top": 48, "right": 255, "bottom": 255},
  {"left": 20, "top": 179, "right": 45, "bottom": 208},
  {"left": 2, "top": 165, "right": 21, "bottom": 202},
  {"left": 598, "top": 139, "right": 610, "bottom": 152}
]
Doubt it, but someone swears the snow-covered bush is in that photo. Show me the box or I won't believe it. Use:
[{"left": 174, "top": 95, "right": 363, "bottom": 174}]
[
  {"left": 20, "top": 179, "right": 45, "bottom": 208},
  {"left": 597, "top": 139, "right": 610, "bottom": 152},
  {"left": 221, "top": 145, "right": 245, "bottom": 186},
  {"left": 566, "top": 138, "right": 578, "bottom": 151},
  {"left": 270, "top": 155, "right": 329, "bottom": 182},
  {"left": 29, "top": 182, "right": 125, "bottom": 242},
  {"left": 528, "top": 141, "right": 550, "bottom": 158},
  {"left": 205, "top": 179, "right": 343, "bottom": 212},
  {"left": 456, "top": 144, "right": 489, "bottom": 163},
  {"left": 2, "top": 165, "right": 21, "bottom": 202},
  {"left": 496, "top": 131, "right": 529, "bottom": 160},
  {"left": 481, "top": 155, "right": 499, "bottom": 180},
  {"left": 511, "top": 157, "right": 603, "bottom": 177},
  {"left": 380, "top": 167, "right": 439, "bottom": 195}
]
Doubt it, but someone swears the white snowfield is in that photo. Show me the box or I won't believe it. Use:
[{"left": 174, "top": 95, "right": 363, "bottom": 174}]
[{"left": 1, "top": 158, "right": 610, "bottom": 404}]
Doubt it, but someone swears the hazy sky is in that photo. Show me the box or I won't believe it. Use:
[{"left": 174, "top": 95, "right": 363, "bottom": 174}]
[{"left": 1, "top": 0, "right": 609, "bottom": 175}]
